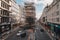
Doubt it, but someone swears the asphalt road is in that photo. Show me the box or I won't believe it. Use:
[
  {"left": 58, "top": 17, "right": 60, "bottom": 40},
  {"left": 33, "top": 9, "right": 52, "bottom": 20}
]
[
  {"left": 5, "top": 25, "right": 51, "bottom": 40},
  {"left": 5, "top": 29, "right": 28, "bottom": 40},
  {"left": 35, "top": 27, "right": 51, "bottom": 40},
  {"left": 35, "top": 24, "right": 51, "bottom": 40}
]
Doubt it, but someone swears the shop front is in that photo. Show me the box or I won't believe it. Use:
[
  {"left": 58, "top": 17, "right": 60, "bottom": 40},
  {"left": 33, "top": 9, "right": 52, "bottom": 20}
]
[
  {"left": 54, "top": 25, "right": 60, "bottom": 37},
  {"left": 50, "top": 23, "right": 60, "bottom": 38},
  {"left": 0, "top": 23, "right": 11, "bottom": 34}
]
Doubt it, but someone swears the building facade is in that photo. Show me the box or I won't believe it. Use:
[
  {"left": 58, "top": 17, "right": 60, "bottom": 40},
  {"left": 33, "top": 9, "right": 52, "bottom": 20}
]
[
  {"left": 20, "top": 7, "right": 26, "bottom": 26},
  {"left": 0, "top": 0, "right": 11, "bottom": 35},
  {"left": 24, "top": 2, "right": 36, "bottom": 25},
  {"left": 40, "top": 0, "right": 60, "bottom": 39},
  {"left": 24, "top": 2, "right": 36, "bottom": 17},
  {"left": 10, "top": 0, "right": 22, "bottom": 30}
]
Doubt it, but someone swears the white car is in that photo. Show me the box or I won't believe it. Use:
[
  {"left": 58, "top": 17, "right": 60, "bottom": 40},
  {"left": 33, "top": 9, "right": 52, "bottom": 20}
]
[
  {"left": 18, "top": 31, "right": 22, "bottom": 33},
  {"left": 16, "top": 31, "right": 22, "bottom": 36},
  {"left": 17, "top": 32, "right": 21, "bottom": 36},
  {"left": 17, "top": 30, "right": 26, "bottom": 37}
]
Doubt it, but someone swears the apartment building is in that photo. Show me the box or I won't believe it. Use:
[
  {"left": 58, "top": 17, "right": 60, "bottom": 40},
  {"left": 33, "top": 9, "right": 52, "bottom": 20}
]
[
  {"left": 23, "top": 2, "right": 36, "bottom": 28},
  {"left": 40, "top": 0, "right": 60, "bottom": 39},
  {"left": 10, "top": 0, "right": 22, "bottom": 29},
  {"left": 24, "top": 2, "right": 36, "bottom": 18},
  {"left": 40, "top": 7, "right": 48, "bottom": 24},
  {"left": 0, "top": 0, "right": 11, "bottom": 34},
  {"left": 20, "top": 7, "right": 26, "bottom": 25}
]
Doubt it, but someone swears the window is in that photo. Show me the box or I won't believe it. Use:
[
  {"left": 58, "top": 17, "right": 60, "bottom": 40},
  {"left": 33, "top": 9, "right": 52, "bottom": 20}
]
[
  {"left": 1, "top": 1, "right": 9, "bottom": 10},
  {"left": 56, "top": 18, "right": 59, "bottom": 22},
  {"left": 57, "top": 3, "right": 59, "bottom": 9},
  {"left": 1, "top": 10, "right": 3, "bottom": 15},
  {"left": 5, "top": 0, "right": 9, "bottom": 3},
  {"left": 1, "top": 1, "right": 5, "bottom": 8},
  {"left": 46, "top": 19, "right": 47, "bottom": 21},
  {"left": 43, "top": 17, "right": 45, "bottom": 22},
  {"left": 0, "top": 17, "right": 1, "bottom": 23},
  {"left": 56, "top": 11, "right": 59, "bottom": 15},
  {"left": 1, "top": 1, "right": 3, "bottom": 7},
  {"left": 0, "top": 9, "right": 1, "bottom": 15}
]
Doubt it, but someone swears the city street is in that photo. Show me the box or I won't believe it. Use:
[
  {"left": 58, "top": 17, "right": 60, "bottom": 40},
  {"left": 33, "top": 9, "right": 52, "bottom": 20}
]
[
  {"left": 35, "top": 24, "right": 51, "bottom": 40},
  {"left": 5, "top": 25, "right": 51, "bottom": 40},
  {"left": 5, "top": 29, "right": 28, "bottom": 40},
  {"left": 0, "top": 0, "right": 60, "bottom": 40}
]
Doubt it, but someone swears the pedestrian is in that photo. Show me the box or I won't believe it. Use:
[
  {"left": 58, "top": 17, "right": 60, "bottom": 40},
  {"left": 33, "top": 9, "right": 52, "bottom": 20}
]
[{"left": 27, "top": 29, "right": 35, "bottom": 40}]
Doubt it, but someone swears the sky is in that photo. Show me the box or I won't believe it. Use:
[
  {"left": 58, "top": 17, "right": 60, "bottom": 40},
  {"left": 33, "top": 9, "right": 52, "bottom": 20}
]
[{"left": 15, "top": 0, "right": 53, "bottom": 20}]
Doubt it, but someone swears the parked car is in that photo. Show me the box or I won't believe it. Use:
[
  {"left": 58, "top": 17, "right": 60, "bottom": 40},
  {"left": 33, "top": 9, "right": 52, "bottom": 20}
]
[
  {"left": 17, "top": 32, "right": 21, "bottom": 36},
  {"left": 20, "top": 32, "right": 26, "bottom": 38},
  {"left": 16, "top": 30, "right": 26, "bottom": 38},
  {"left": 16, "top": 30, "right": 22, "bottom": 36},
  {"left": 40, "top": 29, "right": 44, "bottom": 32},
  {"left": 18, "top": 31, "right": 22, "bottom": 33}
]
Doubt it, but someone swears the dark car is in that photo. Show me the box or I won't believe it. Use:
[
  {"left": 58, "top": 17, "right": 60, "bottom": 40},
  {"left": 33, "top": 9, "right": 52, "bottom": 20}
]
[
  {"left": 40, "top": 29, "right": 44, "bottom": 32},
  {"left": 20, "top": 32, "right": 26, "bottom": 38}
]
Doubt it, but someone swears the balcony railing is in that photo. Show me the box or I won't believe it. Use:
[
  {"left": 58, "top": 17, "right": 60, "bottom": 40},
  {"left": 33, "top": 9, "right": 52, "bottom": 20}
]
[{"left": 5, "top": 0, "right": 9, "bottom": 3}]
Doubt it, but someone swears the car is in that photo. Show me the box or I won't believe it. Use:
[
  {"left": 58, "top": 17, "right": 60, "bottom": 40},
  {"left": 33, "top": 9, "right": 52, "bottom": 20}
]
[
  {"left": 20, "top": 32, "right": 26, "bottom": 38},
  {"left": 16, "top": 30, "right": 26, "bottom": 37},
  {"left": 18, "top": 31, "right": 22, "bottom": 33},
  {"left": 35, "top": 28, "right": 39, "bottom": 29},
  {"left": 40, "top": 29, "right": 44, "bottom": 32},
  {"left": 16, "top": 32, "right": 21, "bottom": 36},
  {"left": 16, "top": 30, "right": 22, "bottom": 36}
]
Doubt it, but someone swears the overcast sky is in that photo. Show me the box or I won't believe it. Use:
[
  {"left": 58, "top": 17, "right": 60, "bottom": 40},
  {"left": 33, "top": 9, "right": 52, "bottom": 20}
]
[{"left": 15, "top": 0, "right": 53, "bottom": 20}]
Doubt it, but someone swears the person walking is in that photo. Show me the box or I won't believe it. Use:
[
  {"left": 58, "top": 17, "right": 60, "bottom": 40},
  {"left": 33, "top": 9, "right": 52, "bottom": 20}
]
[{"left": 27, "top": 28, "right": 35, "bottom": 40}]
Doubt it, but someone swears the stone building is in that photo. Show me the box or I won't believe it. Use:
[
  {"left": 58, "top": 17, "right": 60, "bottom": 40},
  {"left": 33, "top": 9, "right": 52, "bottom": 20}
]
[
  {"left": 0, "top": 0, "right": 11, "bottom": 35},
  {"left": 24, "top": 2, "right": 36, "bottom": 17},
  {"left": 40, "top": 0, "right": 60, "bottom": 39},
  {"left": 10, "top": 0, "right": 22, "bottom": 30}
]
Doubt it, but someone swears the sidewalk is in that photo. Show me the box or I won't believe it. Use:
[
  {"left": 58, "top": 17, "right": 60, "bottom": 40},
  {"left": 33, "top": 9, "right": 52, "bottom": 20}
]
[{"left": 1, "top": 27, "right": 19, "bottom": 40}]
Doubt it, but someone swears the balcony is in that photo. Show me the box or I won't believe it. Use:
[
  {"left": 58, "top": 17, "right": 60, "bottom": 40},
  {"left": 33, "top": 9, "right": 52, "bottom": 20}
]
[
  {"left": 5, "top": 0, "right": 9, "bottom": 3},
  {"left": 2, "top": 0, "right": 11, "bottom": 7}
]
